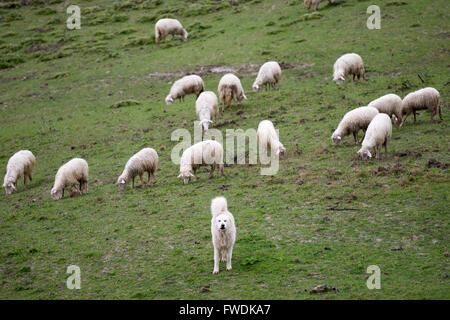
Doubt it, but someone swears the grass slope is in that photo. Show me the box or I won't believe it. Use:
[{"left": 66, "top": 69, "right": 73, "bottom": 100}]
[{"left": 0, "top": 0, "right": 448, "bottom": 299}]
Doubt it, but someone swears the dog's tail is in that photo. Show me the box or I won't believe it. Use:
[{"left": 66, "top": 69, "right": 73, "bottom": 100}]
[{"left": 211, "top": 196, "right": 227, "bottom": 217}]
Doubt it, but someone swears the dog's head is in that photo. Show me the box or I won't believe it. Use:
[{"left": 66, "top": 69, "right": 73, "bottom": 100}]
[{"left": 214, "top": 213, "right": 230, "bottom": 232}]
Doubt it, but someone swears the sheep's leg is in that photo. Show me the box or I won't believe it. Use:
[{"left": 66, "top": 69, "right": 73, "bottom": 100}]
[
  {"left": 375, "top": 146, "right": 380, "bottom": 159},
  {"left": 84, "top": 181, "right": 88, "bottom": 194},
  {"left": 193, "top": 168, "right": 198, "bottom": 181},
  {"left": 226, "top": 247, "right": 233, "bottom": 271},
  {"left": 23, "top": 175, "right": 26, "bottom": 186},
  {"left": 383, "top": 140, "right": 388, "bottom": 154},
  {"left": 139, "top": 174, "right": 144, "bottom": 187},
  {"left": 439, "top": 105, "right": 443, "bottom": 120},
  {"left": 208, "top": 165, "right": 215, "bottom": 179},
  {"left": 28, "top": 172, "right": 32, "bottom": 181},
  {"left": 147, "top": 171, "right": 152, "bottom": 185},
  {"left": 132, "top": 177, "right": 135, "bottom": 189},
  {"left": 413, "top": 110, "right": 417, "bottom": 123},
  {"left": 353, "top": 132, "right": 358, "bottom": 144},
  {"left": 359, "top": 131, "right": 366, "bottom": 144},
  {"left": 220, "top": 164, "right": 224, "bottom": 177}
]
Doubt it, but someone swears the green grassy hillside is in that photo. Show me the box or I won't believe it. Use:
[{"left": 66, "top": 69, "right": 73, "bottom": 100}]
[{"left": 0, "top": 0, "right": 448, "bottom": 299}]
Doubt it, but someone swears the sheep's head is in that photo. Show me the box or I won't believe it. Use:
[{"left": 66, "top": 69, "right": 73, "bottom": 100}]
[
  {"left": 357, "top": 148, "right": 372, "bottom": 160},
  {"left": 118, "top": 178, "right": 127, "bottom": 190},
  {"left": 252, "top": 82, "right": 260, "bottom": 92},
  {"left": 3, "top": 181, "right": 16, "bottom": 195},
  {"left": 178, "top": 171, "right": 194, "bottom": 185},
  {"left": 238, "top": 92, "right": 247, "bottom": 103},
  {"left": 199, "top": 119, "right": 213, "bottom": 132},
  {"left": 333, "top": 75, "right": 345, "bottom": 84},
  {"left": 331, "top": 133, "right": 342, "bottom": 146},
  {"left": 277, "top": 145, "right": 286, "bottom": 158},
  {"left": 50, "top": 187, "right": 62, "bottom": 201},
  {"left": 165, "top": 95, "right": 174, "bottom": 105},
  {"left": 183, "top": 30, "right": 188, "bottom": 42}
]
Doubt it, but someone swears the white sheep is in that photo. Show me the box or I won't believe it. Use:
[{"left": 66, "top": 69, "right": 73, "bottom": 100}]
[
  {"left": 257, "top": 120, "right": 286, "bottom": 158},
  {"left": 51, "top": 158, "right": 88, "bottom": 201},
  {"left": 178, "top": 140, "right": 224, "bottom": 184},
  {"left": 304, "top": 0, "right": 334, "bottom": 11},
  {"left": 331, "top": 106, "right": 379, "bottom": 146},
  {"left": 368, "top": 93, "right": 403, "bottom": 128},
  {"left": 333, "top": 53, "right": 366, "bottom": 84},
  {"left": 155, "top": 18, "right": 188, "bottom": 45},
  {"left": 117, "top": 148, "right": 158, "bottom": 190},
  {"left": 3, "top": 150, "right": 35, "bottom": 195},
  {"left": 399, "top": 87, "right": 442, "bottom": 127},
  {"left": 357, "top": 113, "right": 392, "bottom": 160},
  {"left": 165, "top": 74, "right": 204, "bottom": 105},
  {"left": 252, "top": 61, "right": 282, "bottom": 91},
  {"left": 218, "top": 73, "right": 247, "bottom": 114},
  {"left": 196, "top": 91, "right": 219, "bottom": 133}
]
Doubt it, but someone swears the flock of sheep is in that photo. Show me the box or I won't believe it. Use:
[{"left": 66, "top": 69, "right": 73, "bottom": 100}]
[{"left": 2, "top": 9, "right": 443, "bottom": 274}]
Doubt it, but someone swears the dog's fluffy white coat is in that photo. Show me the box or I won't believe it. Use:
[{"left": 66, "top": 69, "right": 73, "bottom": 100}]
[{"left": 211, "top": 196, "right": 236, "bottom": 274}]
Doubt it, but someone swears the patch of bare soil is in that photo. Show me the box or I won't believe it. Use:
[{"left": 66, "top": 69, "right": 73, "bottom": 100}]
[{"left": 146, "top": 62, "right": 314, "bottom": 79}]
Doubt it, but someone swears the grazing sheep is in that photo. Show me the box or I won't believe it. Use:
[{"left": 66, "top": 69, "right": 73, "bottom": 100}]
[
  {"left": 304, "top": 0, "right": 334, "bottom": 11},
  {"left": 155, "top": 18, "right": 188, "bottom": 44},
  {"left": 399, "top": 87, "right": 442, "bottom": 127},
  {"left": 51, "top": 158, "right": 88, "bottom": 201},
  {"left": 218, "top": 73, "right": 247, "bottom": 114},
  {"left": 117, "top": 148, "right": 158, "bottom": 190},
  {"left": 333, "top": 53, "right": 366, "bottom": 84},
  {"left": 211, "top": 196, "right": 236, "bottom": 274},
  {"left": 178, "top": 140, "right": 224, "bottom": 184},
  {"left": 257, "top": 120, "right": 286, "bottom": 157},
  {"left": 252, "top": 61, "right": 282, "bottom": 91},
  {"left": 368, "top": 94, "right": 403, "bottom": 128},
  {"left": 165, "top": 74, "right": 204, "bottom": 105},
  {"left": 331, "top": 106, "right": 379, "bottom": 146},
  {"left": 196, "top": 91, "right": 219, "bottom": 133},
  {"left": 3, "top": 150, "right": 35, "bottom": 195},
  {"left": 358, "top": 113, "right": 392, "bottom": 160}
]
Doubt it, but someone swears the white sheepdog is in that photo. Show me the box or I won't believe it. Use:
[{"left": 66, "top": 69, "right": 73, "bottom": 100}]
[{"left": 211, "top": 196, "right": 236, "bottom": 274}]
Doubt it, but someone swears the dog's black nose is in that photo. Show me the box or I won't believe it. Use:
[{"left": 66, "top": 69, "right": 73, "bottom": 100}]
[{"left": 220, "top": 224, "right": 225, "bottom": 229}]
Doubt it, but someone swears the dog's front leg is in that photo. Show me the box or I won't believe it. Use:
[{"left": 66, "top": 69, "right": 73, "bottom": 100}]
[
  {"left": 213, "top": 247, "right": 220, "bottom": 274},
  {"left": 226, "top": 247, "right": 233, "bottom": 271}
]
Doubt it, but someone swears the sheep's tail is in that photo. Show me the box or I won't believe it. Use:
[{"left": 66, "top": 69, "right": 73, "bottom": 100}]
[{"left": 211, "top": 196, "right": 227, "bottom": 217}]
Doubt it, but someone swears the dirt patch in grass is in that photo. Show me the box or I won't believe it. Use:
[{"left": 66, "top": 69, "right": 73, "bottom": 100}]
[{"left": 147, "top": 62, "right": 314, "bottom": 79}]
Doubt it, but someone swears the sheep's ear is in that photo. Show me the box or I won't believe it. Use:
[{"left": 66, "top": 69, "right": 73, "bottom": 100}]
[
  {"left": 189, "top": 172, "right": 195, "bottom": 177},
  {"left": 207, "top": 120, "right": 213, "bottom": 124},
  {"left": 11, "top": 184, "right": 16, "bottom": 191},
  {"left": 177, "top": 173, "right": 183, "bottom": 178},
  {"left": 367, "top": 151, "right": 372, "bottom": 158},
  {"left": 337, "top": 136, "right": 342, "bottom": 141},
  {"left": 243, "top": 94, "right": 247, "bottom": 100},
  {"left": 339, "top": 76, "right": 345, "bottom": 81}
]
